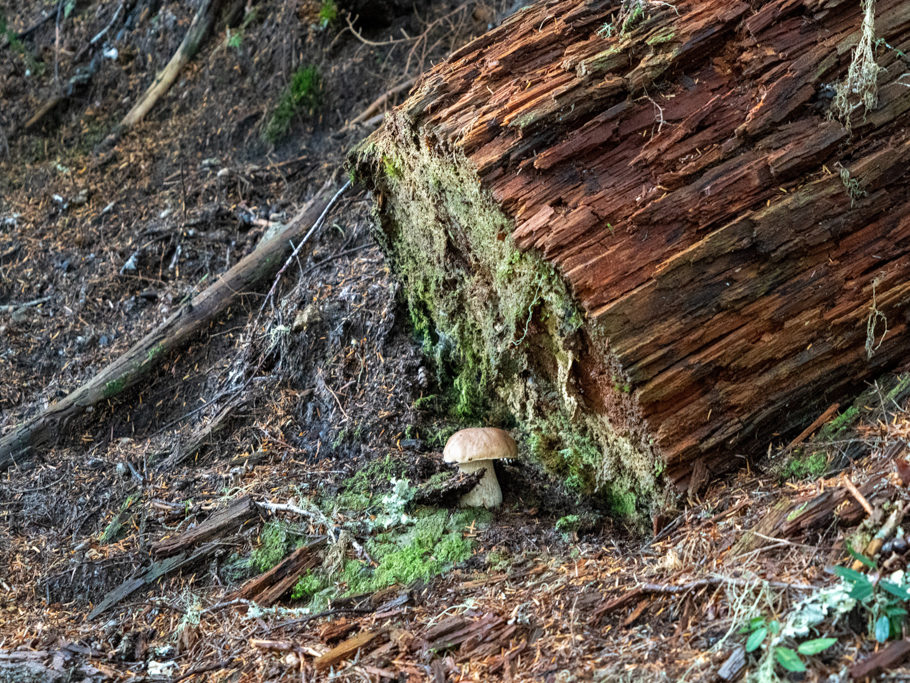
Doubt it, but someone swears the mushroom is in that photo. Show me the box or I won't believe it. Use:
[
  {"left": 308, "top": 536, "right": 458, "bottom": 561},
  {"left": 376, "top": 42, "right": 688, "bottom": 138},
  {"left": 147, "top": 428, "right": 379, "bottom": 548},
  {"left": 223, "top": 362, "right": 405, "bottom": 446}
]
[{"left": 443, "top": 428, "right": 517, "bottom": 509}]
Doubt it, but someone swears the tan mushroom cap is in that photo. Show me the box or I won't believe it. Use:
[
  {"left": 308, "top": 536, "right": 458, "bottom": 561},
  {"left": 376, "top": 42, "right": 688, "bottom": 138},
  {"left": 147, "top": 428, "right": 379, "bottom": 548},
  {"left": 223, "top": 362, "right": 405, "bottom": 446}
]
[{"left": 443, "top": 428, "right": 517, "bottom": 463}]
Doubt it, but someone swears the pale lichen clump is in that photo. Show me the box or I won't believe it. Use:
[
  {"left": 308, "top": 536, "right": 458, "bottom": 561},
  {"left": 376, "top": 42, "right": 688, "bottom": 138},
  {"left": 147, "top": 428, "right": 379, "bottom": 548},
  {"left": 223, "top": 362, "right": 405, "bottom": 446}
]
[
  {"left": 356, "top": 111, "right": 668, "bottom": 520},
  {"left": 832, "top": 0, "right": 882, "bottom": 130}
]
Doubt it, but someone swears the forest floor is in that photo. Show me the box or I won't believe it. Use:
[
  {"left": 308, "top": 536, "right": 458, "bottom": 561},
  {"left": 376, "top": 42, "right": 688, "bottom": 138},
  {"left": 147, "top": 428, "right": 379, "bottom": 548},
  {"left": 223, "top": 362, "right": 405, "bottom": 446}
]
[{"left": 2, "top": 1, "right": 910, "bottom": 681}]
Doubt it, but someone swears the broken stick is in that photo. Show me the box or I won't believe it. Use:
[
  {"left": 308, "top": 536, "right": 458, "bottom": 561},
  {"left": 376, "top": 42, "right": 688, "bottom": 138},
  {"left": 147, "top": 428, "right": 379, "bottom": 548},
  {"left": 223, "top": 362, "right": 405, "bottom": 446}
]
[{"left": 0, "top": 181, "right": 348, "bottom": 470}]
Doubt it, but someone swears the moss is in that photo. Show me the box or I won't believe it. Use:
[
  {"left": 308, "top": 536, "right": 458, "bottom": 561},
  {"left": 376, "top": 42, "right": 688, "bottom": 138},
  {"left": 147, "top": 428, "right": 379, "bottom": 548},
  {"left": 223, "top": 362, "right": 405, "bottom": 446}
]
[
  {"left": 555, "top": 514, "right": 581, "bottom": 536},
  {"left": 354, "top": 112, "right": 667, "bottom": 523},
  {"left": 646, "top": 28, "right": 675, "bottom": 46},
  {"left": 786, "top": 502, "right": 809, "bottom": 523},
  {"left": 103, "top": 377, "right": 126, "bottom": 399},
  {"left": 317, "top": 0, "right": 337, "bottom": 28},
  {"left": 330, "top": 454, "right": 402, "bottom": 513},
  {"left": 605, "top": 481, "right": 638, "bottom": 518},
  {"left": 414, "top": 394, "right": 439, "bottom": 409},
  {"left": 145, "top": 343, "right": 165, "bottom": 364},
  {"left": 263, "top": 65, "right": 322, "bottom": 143},
  {"left": 486, "top": 549, "right": 511, "bottom": 571},
  {"left": 340, "top": 507, "right": 485, "bottom": 594},
  {"left": 818, "top": 405, "right": 860, "bottom": 439},
  {"left": 250, "top": 520, "right": 300, "bottom": 573},
  {"left": 781, "top": 451, "right": 829, "bottom": 480},
  {"left": 886, "top": 374, "right": 910, "bottom": 401},
  {"left": 620, "top": 3, "right": 646, "bottom": 34},
  {"left": 291, "top": 570, "right": 325, "bottom": 601}
]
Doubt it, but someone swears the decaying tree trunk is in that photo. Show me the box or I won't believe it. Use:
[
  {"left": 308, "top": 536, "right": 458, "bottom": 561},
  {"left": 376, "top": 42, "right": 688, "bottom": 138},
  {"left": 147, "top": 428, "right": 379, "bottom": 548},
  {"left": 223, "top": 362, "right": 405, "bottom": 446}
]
[{"left": 355, "top": 0, "right": 910, "bottom": 514}]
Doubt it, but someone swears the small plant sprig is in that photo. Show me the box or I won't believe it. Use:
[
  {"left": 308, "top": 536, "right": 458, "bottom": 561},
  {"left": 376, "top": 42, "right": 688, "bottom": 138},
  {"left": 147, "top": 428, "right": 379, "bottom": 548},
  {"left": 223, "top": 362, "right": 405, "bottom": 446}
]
[
  {"left": 740, "top": 616, "right": 836, "bottom": 674},
  {"left": 833, "top": 544, "right": 910, "bottom": 642}
]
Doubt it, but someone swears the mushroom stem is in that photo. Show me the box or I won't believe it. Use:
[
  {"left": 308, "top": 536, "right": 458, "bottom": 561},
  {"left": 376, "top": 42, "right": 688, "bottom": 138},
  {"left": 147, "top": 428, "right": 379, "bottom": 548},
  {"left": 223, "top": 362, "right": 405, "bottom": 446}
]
[{"left": 457, "top": 460, "right": 502, "bottom": 509}]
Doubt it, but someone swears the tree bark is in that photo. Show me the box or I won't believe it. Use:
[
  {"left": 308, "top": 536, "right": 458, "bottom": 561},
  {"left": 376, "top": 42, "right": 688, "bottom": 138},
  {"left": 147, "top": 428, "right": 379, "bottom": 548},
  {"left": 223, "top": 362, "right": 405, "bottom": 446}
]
[{"left": 355, "top": 0, "right": 910, "bottom": 514}]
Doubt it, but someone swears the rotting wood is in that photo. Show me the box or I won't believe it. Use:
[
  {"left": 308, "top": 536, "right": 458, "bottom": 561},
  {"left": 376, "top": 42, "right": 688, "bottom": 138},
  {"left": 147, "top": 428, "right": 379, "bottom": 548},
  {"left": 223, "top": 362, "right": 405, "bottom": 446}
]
[
  {"left": 849, "top": 638, "right": 910, "bottom": 679},
  {"left": 229, "top": 539, "right": 326, "bottom": 607},
  {"left": 410, "top": 469, "right": 484, "bottom": 506},
  {"left": 313, "top": 630, "right": 385, "bottom": 670},
  {"left": 784, "top": 403, "right": 841, "bottom": 452},
  {"left": 0, "top": 181, "right": 345, "bottom": 471},
  {"left": 159, "top": 393, "right": 249, "bottom": 470},
  {"left": 735, "top": 460, "right": 897, "bottom": 555},
  {"left": 717, "top": 646, "right": 747, "bottom": 682},
  {"left": 151, "top": 496, "right": 260, "bottom": 557},
  {"left": 356, "top": 0, "right": 910, "bottom": 508},
  {"left": 88, "top": 541, "right": 219, "bottom": 619}
]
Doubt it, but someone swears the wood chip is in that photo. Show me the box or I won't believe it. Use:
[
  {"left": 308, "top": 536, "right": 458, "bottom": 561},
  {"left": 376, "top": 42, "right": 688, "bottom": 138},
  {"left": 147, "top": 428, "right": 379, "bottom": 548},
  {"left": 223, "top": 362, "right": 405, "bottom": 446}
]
[{"left": 314, "top": 630, "right": 383, "bottom": 670}]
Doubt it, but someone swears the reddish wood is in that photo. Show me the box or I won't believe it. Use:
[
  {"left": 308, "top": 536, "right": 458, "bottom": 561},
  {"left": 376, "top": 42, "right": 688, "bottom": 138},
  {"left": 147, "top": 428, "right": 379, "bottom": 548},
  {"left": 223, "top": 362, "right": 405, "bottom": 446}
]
[
  {"left": 151, "top": 496, "right": 260, "bottom": 557},
  {"left": 313, "top": 630, "right": 384, "bottom": 670},
  {"left": 229, "top": 540, "right": 325, "bottom": 606},
  {"left": 363, "top": 0, "right": 910, "bottom": 488},
  {"left": 850, "top": 638, "right": 910, "bottom": 679}
]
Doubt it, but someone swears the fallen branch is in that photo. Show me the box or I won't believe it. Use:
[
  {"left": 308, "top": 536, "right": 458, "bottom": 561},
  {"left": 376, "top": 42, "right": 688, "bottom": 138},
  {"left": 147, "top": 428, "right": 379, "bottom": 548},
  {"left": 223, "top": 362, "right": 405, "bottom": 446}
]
[
  {"left": 595, "top": 574, "right": 815, "bottom": 619},
  {"left": 229, "top": 540, "right": 326, "bottom": 606},
  {"left": 0, "top": 181, "right": 348, "bottom": 470},
  {"left": 0, "top": 296, "right": 50, "bottom": 313},
  {"left": 344, "top": 77, "right": 416, "bottom": 130},
  {"left": 88, "top": 541, "right": 219, "bottom": 619},
  {"left": 121, "top": 0, "right": 222, "bottom": 128},
  {"left": 151, "top": 495, "right": 260, "bottom": 556},
  {"left": 850, "top": 638, "right": 910, "bottom": 679},
  {"left": 99, "top": 0, "right": 223, "bottom": 148}
]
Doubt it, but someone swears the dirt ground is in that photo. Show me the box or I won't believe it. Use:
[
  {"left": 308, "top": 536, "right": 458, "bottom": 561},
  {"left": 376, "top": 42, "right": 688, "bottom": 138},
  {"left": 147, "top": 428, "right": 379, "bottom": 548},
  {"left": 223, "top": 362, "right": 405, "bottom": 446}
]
[{"left": 3, "top": 1, "right": 910, "bottom": 681}]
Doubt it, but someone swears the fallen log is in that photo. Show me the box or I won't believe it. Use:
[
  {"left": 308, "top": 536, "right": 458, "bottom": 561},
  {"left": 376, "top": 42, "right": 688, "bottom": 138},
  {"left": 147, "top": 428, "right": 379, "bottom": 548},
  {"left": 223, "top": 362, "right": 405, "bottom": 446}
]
[
  {"left": 354, "top": 0, "right": 910, "bottom": 516},
  {"left": 0, "top": 182, "right": 347, "bottom": 470}
]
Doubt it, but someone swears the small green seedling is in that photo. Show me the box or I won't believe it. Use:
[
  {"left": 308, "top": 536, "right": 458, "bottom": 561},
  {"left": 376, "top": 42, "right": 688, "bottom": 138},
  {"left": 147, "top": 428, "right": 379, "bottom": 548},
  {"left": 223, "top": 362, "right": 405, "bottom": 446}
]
[
  {"left": 832, "top": 545, "right": 910, "bottom": 642},
  {"left": 740, "top": 616, "right": 836, "bottom": 673}
]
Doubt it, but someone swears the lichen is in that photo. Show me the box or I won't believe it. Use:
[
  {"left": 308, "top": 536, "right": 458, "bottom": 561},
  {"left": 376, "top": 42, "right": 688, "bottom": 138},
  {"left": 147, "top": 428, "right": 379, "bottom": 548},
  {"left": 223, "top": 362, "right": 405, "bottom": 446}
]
[{"left": 354, "top": 111, "right": 668, "bottom": 522}]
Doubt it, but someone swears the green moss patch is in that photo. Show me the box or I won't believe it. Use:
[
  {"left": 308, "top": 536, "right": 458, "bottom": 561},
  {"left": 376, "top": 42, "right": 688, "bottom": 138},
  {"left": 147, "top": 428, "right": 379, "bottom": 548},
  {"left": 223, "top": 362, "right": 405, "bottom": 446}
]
[
  {"left": 250, "top": 519, "right": 306, "bottom": 573},
  {"left": 286, "top": 503, "right": 487, "bottom": 610},
  {"left": 780, "top": 451, "right": 829, "bottom": 481},
  {"left": 263, "top": 65, "right": 322, "bottom": 143}
]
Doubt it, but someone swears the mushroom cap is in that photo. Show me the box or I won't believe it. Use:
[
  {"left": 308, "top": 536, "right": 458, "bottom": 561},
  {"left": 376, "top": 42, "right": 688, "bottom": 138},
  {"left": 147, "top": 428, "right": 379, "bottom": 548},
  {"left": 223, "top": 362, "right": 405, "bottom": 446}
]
[{"left": 443, "top": 428, "right": 517, "bottom": 464}]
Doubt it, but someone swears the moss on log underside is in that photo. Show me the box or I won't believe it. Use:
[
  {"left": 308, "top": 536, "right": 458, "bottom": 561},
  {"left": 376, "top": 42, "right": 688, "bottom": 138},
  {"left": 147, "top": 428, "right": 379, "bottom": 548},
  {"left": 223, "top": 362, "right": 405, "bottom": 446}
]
[{"left": 357, "top": 0, "right": 910, "bottom": 516}]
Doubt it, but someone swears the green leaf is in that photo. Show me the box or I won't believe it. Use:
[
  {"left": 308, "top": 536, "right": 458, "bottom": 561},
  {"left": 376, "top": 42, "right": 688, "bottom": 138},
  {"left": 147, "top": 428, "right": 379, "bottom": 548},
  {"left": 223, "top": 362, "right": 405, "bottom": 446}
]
[
  {"left": 64, "top": 0, "right": 76, "bottom": 19},
  {"left": 847, "top": 543, "right": 877, "bottom": 569},
  {"left": 881, "top": 580, "right": 910, "bottom": 602},
  {"left": 768, "top": 620, "right": 781, "bottom": 636},
  {"left": 797, "top": 637, "right": 837, "bottom": 655},
  {"left": 740, "top": 616, "right": 766, "bottom": 634},
  {"left": 848, "top": 581, "right": 874, "bottom": 601},
  {"left": 832, "top": 565, "right": 872, "bottom": 585},
  {"left": 746, "top": 627, "right": 767, "bottom": 653},
  {"left": 774, "top": 647, "right": 806, "bottom": 672},
  {"left": 876, "top": 615, "right": 891, "bottom": 643}
]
